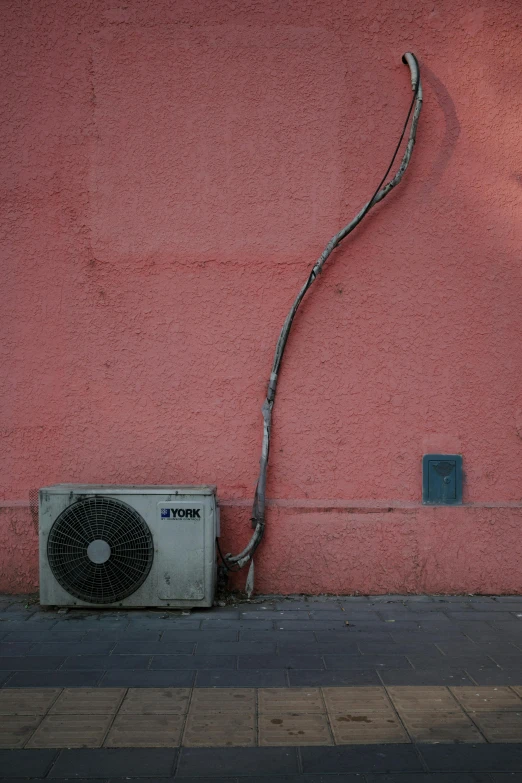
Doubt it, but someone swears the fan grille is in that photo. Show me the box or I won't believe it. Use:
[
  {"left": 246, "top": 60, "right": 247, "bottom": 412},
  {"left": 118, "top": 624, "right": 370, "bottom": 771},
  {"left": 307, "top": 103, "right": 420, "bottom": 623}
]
[{"left": 47, "top": 496, "right": 154, "bottom": 604}]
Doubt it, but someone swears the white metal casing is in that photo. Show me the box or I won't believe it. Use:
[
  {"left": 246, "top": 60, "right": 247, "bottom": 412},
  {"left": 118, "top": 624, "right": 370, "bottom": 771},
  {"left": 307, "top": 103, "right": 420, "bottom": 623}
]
[{"left": 39, "top": 484, "right": 218, "bottom": 608}]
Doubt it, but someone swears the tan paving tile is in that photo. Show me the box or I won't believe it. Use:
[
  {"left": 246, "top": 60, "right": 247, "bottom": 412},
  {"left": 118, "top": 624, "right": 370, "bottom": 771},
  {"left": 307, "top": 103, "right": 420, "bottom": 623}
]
[
  {"left": 184, "top": 710, "right": 255, "bottom": 747},
  {"left": 190, "top": 688, "right": 255, "bottom": 712},
  {"left": 471, "top": 711, "right": 522, "bottom": 742},
  {"left": 0, "top": 715, "right": 41, "bottom": 748},
  {"left": 387, "top": 686, "right": 459, "bottom": 713},
  {"left": 258, "top": 688, "right": 324, "bottom": 714},
  {"left": 329, "top": 711, "right": 409, "bottom": 744},
  {"left": 258, "top": 713, "right": 332, "bottom": 746},
  {"left": 120, "top": 688, "right": 190, "bottom": 714},
  {"left": 451, "top": 687, "right": 522, "bottom": 713},
  {"left": 50, "top": 688, "right": 126, "bottom": 715},
  {"left": 105, "top": 714, "right": 184, "bottom": 747},
  {"left": 323, "top": 687, "right": 394, "bottom": 714},
  {"left": 0, "top": 688, "right": 61, "bottom": 715},
  {"left": 400, "top": 711, "right": 485, "bottom": 744},
  {"left": 26, "top": 714, "right": 113, "bottom": 748}
]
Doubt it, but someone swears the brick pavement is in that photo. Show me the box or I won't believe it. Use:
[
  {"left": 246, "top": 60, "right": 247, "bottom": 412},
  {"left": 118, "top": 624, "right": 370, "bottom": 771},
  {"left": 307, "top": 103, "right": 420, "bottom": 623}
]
[{"left": 2, "top": 594, "right": 522, "bottom": 779}]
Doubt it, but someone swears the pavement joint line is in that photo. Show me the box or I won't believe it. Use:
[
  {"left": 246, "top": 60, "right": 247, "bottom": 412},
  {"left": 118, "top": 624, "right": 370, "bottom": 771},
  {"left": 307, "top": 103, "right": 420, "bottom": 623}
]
[
  {"left": 99, "top": 688, "right": 128, "bottom": 748},
  {"left": 382, "top": 683, "right": 411, "bottom": 743},
  {"left": 179, "top": 677, "right": 196, "bottom": 752}
]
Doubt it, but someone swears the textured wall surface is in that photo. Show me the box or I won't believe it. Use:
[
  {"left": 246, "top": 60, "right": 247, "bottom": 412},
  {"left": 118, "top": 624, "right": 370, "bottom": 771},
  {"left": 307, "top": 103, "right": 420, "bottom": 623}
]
[{"left": 1, "top": 0, "right": 522, "bottom": 594}]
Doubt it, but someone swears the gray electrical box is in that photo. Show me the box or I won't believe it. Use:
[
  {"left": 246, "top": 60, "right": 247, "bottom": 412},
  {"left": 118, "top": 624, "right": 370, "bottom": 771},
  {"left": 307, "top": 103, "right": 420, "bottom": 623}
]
[{"left": 422, "top": 455, "right": 462, "bottom": 505}]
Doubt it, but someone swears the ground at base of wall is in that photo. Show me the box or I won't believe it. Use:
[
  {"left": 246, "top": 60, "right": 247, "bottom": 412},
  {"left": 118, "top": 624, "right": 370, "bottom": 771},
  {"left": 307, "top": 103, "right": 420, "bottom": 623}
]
[{"left": 3, "top": 594, "right": 522, "bottom": 776}]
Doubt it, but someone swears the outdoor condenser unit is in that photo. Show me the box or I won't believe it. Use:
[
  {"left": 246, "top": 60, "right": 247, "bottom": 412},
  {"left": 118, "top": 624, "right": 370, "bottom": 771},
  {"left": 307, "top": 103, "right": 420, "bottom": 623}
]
[{"left": 39, "top": 485, "right": 218, "bottom": 608}]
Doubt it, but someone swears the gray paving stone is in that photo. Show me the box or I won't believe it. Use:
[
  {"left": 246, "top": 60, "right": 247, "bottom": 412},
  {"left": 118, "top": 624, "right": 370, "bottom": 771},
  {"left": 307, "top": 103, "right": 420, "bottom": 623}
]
[
  {"left": 305, "top": 597, "right": 347, "bottom": 605},
  {"left": 240, "top": 611, "right": 304, "bottom": 620},
  {"left": 424, "top": 603, "right": 478, "bottom": 612},
  {"left": 0, "top": 779, "right": 105, "bottom": 783},
  {"left": 240, "top": 631, "right": 316, "bottom": 643},
  {"left": 365, "top": 775, "right": 491, "bottom": 783},
  {"left": 2, "top": 602, "right": 34, "bottom": 612},
  {"left": 238, "top": 777, "right": 363, "bottom": 783},
  {"left": 323, "top": 654, "right": 412, "bottom": 670},
  {"left": 43, "top": 622, "right": 105, "bottom": 632},
  {"left": 195, "top": 641, "right": 277, "bottom": 655},
  {"left": 487, "top": 654, "right": 522, "bottom": 668},
  {"left": 6, "top": 670, "right": 103, "bottom": 687},
  {"left": 193, "top": 607, "right": 241, "bottom": 617},
  {"left": 315, "top": 631, "right": 394, "bottom": 643},
  {"left": 113, "top": 641, "right": 195, "bottom": 655},
  {"left": 408, "top": 655, "right": 499, "bottom": 670},
  {"left": 111, "top": 778, "right": 234, "bottom": 783},
  {"left": 300, "top": 744, "right": 423, "bottom": 773},
  {"left": 419, "top": 743, "right": 522, "bottom": 771},
  {"left": 0, "top": 620, "right": 58, "bottom": 632},
  {"left": 409, "top": 615, "right": 456, "bottom": 627},
  {"left": 0, "top": 613, "right": 35, "bottom": 623},
  {"left": 0, "top": 643, "right": 34, "bottom": 656},
  {"left": 338, "top": 597, "right": 372, "bottom": 605},
  {"left": 0, "top": 749, "right": 58, "bottom": 777},
  {"left": 367, "top": 622, "right": 426, "bottom": 632},
  {"left": 28, "top": 642, "right": 116, "bottom": 656},
  {"left": 63, "top": 655, "right": 151, "bottom": 669},
  {"left": 308, "top": 610, "right": 366, "bottom": 620},
  {"left": 176, "top": 747, "right": 298, "bottom": 777},
  {"left": 0, "top": 670, "right": 13, "bottom": 686},
  {"left": 195, "top": 669, "right": 287, "bottom": 687},
  {"left": 272, "top": 621, "right": 352, "bottom": 631},
  {"left": 126, "top": 620, "right": 202, "bottom": 631},
  {"left": 359, "top": 641, "right": 440, "bottom": 654},
  {"left": 49, "top": 748, "right": 178, "bottom": 777},
  {"left": 0, "top": 656, "right": 65, "bottom": 669},
  {"left": 379, "top": 668, "right": 474, "bottom": 686},
  {"left": 288, "top": 669, "right": 381, "bottom": 686},
  {"left": 162, "top": 630, "right": 238, "bottom": 642},
  {"left": 3, "top": 630, "right": 85, "bottom": 643},
  {"left": 83, "top": 630, "right": 162, "bottom": 641},
  {"left": 378, "top": 609, "right": 446, "bottom": 619},
  {"left": 151, "top": 654, "right": 237, "bottom": 669},
  {"left": 201, "top": 620, "right": 273, "bottom": 630},
  {"left": 368, "top": 595, "right": 410, "bottom": 603},
  {"left": 447, "top": 612, "right": 519, "bottom": 624},
  {"left": 238, "top": 655, "right": 324, "bottom": 669},
  {"left": 464, "top": 667, "right": 522, "bottom": 685},
  {"left": 277, "top": 641, "right": 360, "bottom": 655},
  {"left": 435, "top": 640, "right": 502, "bottom": 655},
  {"left": 100, "top": 670, "right": 195, "bottom": 687},
  {"left": 488, "top": 595, "right": 522, "bottom": 606},
  {"left": 464, "top": 629, "right": 522, "bottom": 644}
]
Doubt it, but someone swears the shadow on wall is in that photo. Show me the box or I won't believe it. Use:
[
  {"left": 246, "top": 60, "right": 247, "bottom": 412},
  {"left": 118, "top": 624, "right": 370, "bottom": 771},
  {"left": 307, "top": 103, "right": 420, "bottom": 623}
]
[{"left": 421, "top": 63, "right": 461, "bottom": 195}]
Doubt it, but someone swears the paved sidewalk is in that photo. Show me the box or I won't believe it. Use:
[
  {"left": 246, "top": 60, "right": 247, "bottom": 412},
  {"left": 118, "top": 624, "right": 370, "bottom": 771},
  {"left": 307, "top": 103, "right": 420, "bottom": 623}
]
[{"left": 2, "top": 594, "right": 522, "bottom": 779}]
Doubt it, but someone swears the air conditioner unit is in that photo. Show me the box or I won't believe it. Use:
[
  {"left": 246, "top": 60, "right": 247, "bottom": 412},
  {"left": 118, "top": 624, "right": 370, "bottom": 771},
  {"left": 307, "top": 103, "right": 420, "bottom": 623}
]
[{"left": 39, "top": 485, "right": 218, "bottom": 608}]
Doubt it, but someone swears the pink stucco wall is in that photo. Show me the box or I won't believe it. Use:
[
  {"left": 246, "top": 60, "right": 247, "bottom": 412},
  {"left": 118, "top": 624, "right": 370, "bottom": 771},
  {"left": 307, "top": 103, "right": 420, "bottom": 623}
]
[{"left": 1, "top": 0, "right": 522, "bottom": 595}]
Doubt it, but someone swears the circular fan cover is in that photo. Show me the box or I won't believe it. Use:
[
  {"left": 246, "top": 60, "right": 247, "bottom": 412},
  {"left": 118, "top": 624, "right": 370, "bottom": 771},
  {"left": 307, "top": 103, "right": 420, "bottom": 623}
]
[{"left": 47, "top": 496, "right": 154, "bottom": 604}]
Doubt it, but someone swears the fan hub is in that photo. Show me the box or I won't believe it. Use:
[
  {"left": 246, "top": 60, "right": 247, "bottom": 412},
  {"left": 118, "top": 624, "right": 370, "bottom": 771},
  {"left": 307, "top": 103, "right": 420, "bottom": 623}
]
[{"left": 87, "top": 539, "right": 111, "bottom": 564}]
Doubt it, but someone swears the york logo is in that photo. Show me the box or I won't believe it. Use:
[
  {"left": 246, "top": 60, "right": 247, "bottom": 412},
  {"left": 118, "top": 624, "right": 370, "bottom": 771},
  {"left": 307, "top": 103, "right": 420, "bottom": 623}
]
[{"left": 161, "top": 508, "right": 201, "bottom": 519}]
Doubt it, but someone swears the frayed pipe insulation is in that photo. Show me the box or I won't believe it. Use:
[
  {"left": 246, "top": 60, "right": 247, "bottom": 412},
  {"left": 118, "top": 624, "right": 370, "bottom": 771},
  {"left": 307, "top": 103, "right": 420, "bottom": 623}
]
[{"left": 220, "top": 53, "right": 423, "bottom": 594}]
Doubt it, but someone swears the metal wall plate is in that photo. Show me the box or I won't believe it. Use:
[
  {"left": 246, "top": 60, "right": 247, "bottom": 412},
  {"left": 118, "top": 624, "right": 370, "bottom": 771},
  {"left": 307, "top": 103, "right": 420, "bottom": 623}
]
[{"left": 422, "top": 454, "right": 463, "bottom": 505}]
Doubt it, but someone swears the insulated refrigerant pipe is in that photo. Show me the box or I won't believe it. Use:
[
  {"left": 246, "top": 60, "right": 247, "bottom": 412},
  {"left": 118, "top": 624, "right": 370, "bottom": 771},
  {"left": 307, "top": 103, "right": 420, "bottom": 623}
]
[{"left": 220, "top": 53, "right": 423, "bottom": 594}]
